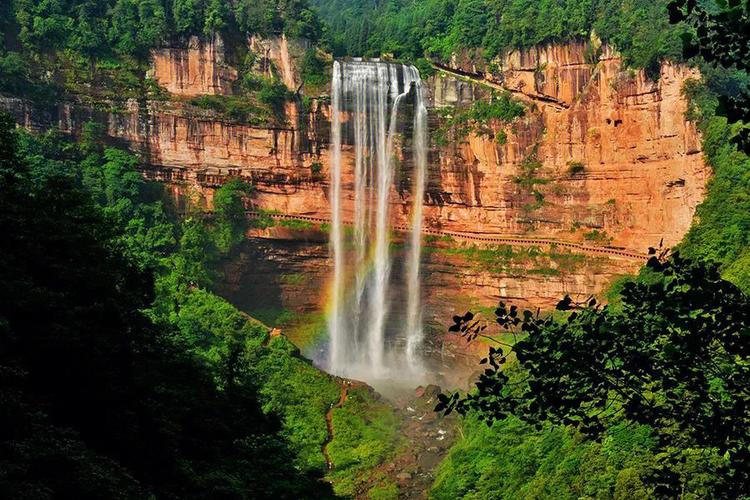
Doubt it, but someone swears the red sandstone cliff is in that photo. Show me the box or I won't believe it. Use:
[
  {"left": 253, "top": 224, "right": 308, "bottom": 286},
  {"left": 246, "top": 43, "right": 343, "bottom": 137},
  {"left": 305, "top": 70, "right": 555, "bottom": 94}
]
[
  {"left": 0, "top": 36, "right": 710, "bottom": 311},
  {"left": 424, "top": 41, "right": 708, "bottom": 251},
  {"left": 138, "top": 37, "right": 708, "bottom": 255},
  {"left": 150, "top": 35, "right": 238, "bottom": 96}
]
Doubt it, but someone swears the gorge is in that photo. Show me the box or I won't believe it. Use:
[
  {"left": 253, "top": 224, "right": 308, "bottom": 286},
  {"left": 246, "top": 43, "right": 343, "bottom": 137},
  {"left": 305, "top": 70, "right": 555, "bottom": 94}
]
[
  {"left": 6, "top": 0, "right": 748, "bottom": 495},
  {"left": 0, "top": 34, "right": 709, "bottom": 386}
]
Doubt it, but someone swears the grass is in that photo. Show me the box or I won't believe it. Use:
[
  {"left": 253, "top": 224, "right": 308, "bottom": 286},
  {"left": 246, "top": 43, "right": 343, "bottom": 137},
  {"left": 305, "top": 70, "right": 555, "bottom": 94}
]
[
  {"left": 424, "top": 242, "right": 598, "bottom": 276},
  {"left": 255, "top": 336, "right": 342, "bottom": 470},
  {"left": 189, "top": 94, "right": 270, "bottom": 125},
  {"left": 431, "top": 412, "right": 656, "bottom": 500},
  {"left": 327, "top": 387, "right": 403, "bottom": 497}
]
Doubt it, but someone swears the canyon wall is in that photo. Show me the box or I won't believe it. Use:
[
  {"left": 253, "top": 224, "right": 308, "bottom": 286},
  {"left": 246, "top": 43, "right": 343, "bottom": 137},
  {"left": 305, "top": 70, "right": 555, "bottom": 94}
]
[
  {"left": 218, "top": 229, "right": 637, "bottom": 379},
  {"left": 151, "top": 35, "right": 238, "bottom": 96},
  {"left": 0, "top": 36, "right": 709, "bottom": 315},
  {"left": 429, "top": 41, "right": 708, "bottom": 251},
  {"left": 143, "top": 38, "right": 708, "bottom": 255}
]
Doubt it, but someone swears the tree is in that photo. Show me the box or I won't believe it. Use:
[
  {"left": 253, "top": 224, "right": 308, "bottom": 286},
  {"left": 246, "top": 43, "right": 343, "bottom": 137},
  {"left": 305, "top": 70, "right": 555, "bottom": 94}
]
[
  {"left": 203, "top": 0, "right": 228, "bottom": 35},
  {"left": 137, "top": 0, "right": 168, "bottom": 52},
  {"left": 0, "top": 113, "right": 334, "bottom": 497},
  {"left": 438, "top": 252, "right": 750, "bottom": 496},
  {"left": 172, "top": 0, "right": 204, "bottom": 36},
  {"left": 212, "top": 177, "right": 252, "bottom": 253}
]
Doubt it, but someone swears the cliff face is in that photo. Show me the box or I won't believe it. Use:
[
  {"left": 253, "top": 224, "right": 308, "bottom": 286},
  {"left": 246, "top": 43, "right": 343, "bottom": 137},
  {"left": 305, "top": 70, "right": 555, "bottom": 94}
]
[
  {"left": 218, "top": 230, "right": 638, "bottom": 374},
  {"left": 150, "top": 35, "right": 238, "bottom": 96},
  {"left": 0, "top": 36, "right": 709, "bottom": 317},
  {"left": 136, "top": 38, "right": 708, "bottom": 253},
  {"left": 428, "top": 41, "right": 707, "bottom": 250}
]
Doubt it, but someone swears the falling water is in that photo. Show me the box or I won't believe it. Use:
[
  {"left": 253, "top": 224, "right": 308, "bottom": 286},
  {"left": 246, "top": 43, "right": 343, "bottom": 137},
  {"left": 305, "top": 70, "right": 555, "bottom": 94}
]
[
  {"left": 405, "top": 71, "right": 428, "bottom": 367},
  {"left": 327, "top": 62, "right": 345, "bottom": 373},
  {"left": 327, "top": 60, "right": 428, "bottom": 382}
]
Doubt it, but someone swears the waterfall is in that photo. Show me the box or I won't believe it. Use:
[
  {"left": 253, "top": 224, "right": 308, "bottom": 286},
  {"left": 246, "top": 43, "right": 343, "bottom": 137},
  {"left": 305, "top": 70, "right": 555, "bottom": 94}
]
[{"left": 327, "top": 60, "right": 428, "bottom": 382}]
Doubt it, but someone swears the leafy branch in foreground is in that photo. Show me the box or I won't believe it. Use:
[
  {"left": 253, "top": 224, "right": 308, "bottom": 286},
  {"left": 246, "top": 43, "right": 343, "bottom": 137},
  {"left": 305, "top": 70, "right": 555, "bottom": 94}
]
[
  {"left": 438, "top": 251, "right": 750, "bottom": 497},
  {"left": 668, "top": 0, "right": 750, "bottom": 154}
]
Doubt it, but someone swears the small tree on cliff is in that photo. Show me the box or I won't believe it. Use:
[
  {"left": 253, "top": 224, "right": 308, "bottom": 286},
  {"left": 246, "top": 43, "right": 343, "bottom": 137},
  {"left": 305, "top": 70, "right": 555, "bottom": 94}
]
[
  {"left": 438, "top": 252, "right": 750, "bottom": 496},
  {"left": 213, "top": 177, "right": 252, "bottom": 253}
]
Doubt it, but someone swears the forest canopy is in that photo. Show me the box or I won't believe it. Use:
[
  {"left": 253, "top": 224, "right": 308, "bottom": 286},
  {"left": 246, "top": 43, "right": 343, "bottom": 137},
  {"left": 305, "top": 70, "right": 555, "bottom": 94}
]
[
  {"left": 10, "top": 0, "right": 322, "bottom": 58},
  {"left": 312, "top": 0, "right": 684, "bottom": 71}
]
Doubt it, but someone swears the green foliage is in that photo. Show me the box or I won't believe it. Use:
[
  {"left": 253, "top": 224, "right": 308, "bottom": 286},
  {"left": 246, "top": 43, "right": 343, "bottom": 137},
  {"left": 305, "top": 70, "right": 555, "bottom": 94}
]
[
  {"left": 583, "top": 229, "right": 612, "bottom": 245},
  {"left": 213, "top": 178, "right": 252, "bottom": 253},
  {"left": 195, "top": 76, "right": 291, "bottom": 125},
  {"left": 512, "top": 148, "right": 549, "bottom": 212},
  {"left": 313, "top": 0, "right": 684, "bottom": 72},
  {"left": 435, "top": 91, "right": 524, "bottom": 145},
  {"left": 12, "top": 0, "right": 323, "bottom": 58},
  {"left": 3, "top": 112, "right": 406, "bottom": 495},
  {"left": 0, "top": 51, "right": 54, "bottom": 99},
  {"left": 300, "top": 48, "right": 328, "bottom": 87},
  {"left": 440, "top": 254, "right": 749, "bottom": 496},
  {"left": 258, "top": 77, "right": 292, "bottom": 114},
  {"left": 255, "top": 336, "right": 341, "bottom": 470},
  {"left": 327, "top": 387, "right": 402, "bottom": 496},
  {"left": 0, "top": 113, "right": 333, "bottom": 498},
  {"left": 414, "top": 58, "right": 436, "bottom": 78},
  {"left": 667, "top": 0, "right": 750, "bottom": 153},
  {"left": 1, "top": 0, "right": 323, "bottom": 105},
  {"left": 190, "top": 94, "right": 268, "bottom": 124},
  {"left": 679, "top": 68, "right": 750, "bottom": 292},
  {"left": 109, "top": 0, "right": 167, "bottom": 57},
  {"left": 310, "top": 161, "right": 323, "bottom": 177},
  {"left": 425, "top": 242, "right": 594, "bottom": 276},
  {"left": 567, "top": 161, "right": 586, "bottom": 175},
  {"left": 279, "top": 218, "right": 314, "bottom": 230},
  {"left": 368, "top": 481, "right": 399, "bottom": 499},
  {"left": 173, "top": 288, "right": 268, "bottom": 385},
  {"left": 432, "top": 413, "right": 657, "bottom": 500}
]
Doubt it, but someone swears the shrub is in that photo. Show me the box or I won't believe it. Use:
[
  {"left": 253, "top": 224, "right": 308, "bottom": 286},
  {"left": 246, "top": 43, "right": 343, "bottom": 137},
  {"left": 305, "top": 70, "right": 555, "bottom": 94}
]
[
  {"left": 300, "top": 48, "right": 328, "bottom": 87},
  {"left": 567, "top": 161, "right": 586, "bottom": 175},
  {"left": 310, "top": 161, "right": 323, "bottom": 176}
]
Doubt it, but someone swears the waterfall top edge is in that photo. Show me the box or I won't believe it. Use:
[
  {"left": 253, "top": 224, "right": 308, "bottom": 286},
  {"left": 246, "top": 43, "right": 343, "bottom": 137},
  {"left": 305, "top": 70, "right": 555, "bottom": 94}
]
[
  {"left": 335, "top": 58, "right": 420, "bottom": 70},
  {"left": 332, "top": 59, "right": 424, "bottom": 83}
]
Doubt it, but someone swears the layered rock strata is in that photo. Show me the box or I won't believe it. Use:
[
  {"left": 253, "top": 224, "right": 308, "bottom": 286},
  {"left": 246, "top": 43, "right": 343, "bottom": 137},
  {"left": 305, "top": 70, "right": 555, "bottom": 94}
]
[{"left": 0, "top": 36, "right": 709, "bottom": 313}]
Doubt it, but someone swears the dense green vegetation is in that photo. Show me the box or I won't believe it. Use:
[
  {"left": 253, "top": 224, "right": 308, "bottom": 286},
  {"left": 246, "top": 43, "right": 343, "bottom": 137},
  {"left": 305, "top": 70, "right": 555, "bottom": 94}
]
[
  {"left": 0, "top": 0, "right": 321, "bottom": 102},
  {"left": 313, "top": 0, "right": 684, "bottom": 72},
  {"left": 440, "top": 254, "right": 748, "bottom": 497},
  {"left": 667, "top": 0, "right": 750, "bottom": 154},
  {"left": 679, "top": 71, "right": 750, "bottom": 291},
  {"left": 11, "top": 0, "right": 321, "bottom": 59},
  {"left": 3, "top": 0, "right": 750, "bottom": 498},
  {"left": 0, "top": 111, "right": 407, "bottom": 497},
  {"left": 433, "top": 414, "right": 659, "bottom": 499},
  {"left": 434, "top": 90, "right": 524, "bottom": 146},
  {"left": 0, "top": 112, "right": 337, "bottom": 497},
  {"left": 328, "top": 387, "right": 403, "bottom": 497}
]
